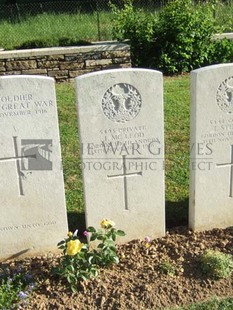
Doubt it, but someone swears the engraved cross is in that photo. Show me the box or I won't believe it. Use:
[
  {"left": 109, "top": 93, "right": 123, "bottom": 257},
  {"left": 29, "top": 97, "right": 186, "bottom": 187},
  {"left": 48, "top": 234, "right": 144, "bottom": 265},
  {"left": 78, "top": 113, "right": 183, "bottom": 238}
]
[
  {"left": 107, "top": 155, "right": 142, "bottom": 210},
  {"left": 216, "top": 144, "right": 233, "bottom": 198},
  {"left": 0, "top": 136, "right": 35, "bottom": 196}
]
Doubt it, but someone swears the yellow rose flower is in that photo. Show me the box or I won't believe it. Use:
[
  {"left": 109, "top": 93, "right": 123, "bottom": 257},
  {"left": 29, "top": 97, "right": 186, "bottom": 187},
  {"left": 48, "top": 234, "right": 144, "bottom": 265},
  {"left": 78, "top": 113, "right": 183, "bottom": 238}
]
[
  {"left": 100, "top": 219, "right": 115, "bottom": 229},
  {"left": 66, "top": 239, "right": 83, "bottom": 256},
  {"left": 67, "top": 231, "right": 73, "bottom": 238}
]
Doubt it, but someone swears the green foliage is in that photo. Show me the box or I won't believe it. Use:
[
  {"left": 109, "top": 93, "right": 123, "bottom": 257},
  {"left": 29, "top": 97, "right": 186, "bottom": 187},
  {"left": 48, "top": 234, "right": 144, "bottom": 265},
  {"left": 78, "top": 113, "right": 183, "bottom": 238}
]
[
  {"left": 112, "top": 0, "right": 232, "bottom": 74},
  {"left": 159, "top": 261, "right": 176, "bottom": 276},
  {"left": 171, "top": 296, "right": 233, "bottom": 309},
  {"left": 111, "top": 0, "right": 158, "bottom": 67},
  {"left": 209, "top": 38, "right": 233, "bottom": 64},
  {"left": 87, "top": 221, "right": 126, "bottom": 267},
  {"left": 155, "top": 0, "right": 217, "bottom": 73},
  {"left": 214, "top": 0, "right": 233, "bottom": 33},
  {"left": 0, "top": 267, "right": 35, "bottom": 309},
  {"left": 54, "top": 220, "right": 125, "bottom": 292},
  {"left": 200, "top": 249, "right": 233, "bottom": 279},
  {"left": 0, "top": 278, "right": 19, "bottom": 309},
  {"left": 54, "top": 237, "right": 98, "bottom": 293}
]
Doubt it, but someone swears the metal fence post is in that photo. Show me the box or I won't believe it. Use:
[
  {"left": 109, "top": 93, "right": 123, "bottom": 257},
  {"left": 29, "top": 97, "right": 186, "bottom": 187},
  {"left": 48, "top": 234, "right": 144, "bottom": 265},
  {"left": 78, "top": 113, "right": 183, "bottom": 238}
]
[{"left": 96, "top": 0, "right": 101, "bottom": 41}]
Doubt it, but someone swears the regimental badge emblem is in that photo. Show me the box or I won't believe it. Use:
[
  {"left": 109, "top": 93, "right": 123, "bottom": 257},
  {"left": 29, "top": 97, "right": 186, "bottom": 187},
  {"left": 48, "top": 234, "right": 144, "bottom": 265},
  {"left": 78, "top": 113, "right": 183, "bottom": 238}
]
[
  {"left": 102, "top": 83, "right": 142, "bottom": 123},
  {"left": 216, "top": 76, "right": 233, "bottom": 113}
]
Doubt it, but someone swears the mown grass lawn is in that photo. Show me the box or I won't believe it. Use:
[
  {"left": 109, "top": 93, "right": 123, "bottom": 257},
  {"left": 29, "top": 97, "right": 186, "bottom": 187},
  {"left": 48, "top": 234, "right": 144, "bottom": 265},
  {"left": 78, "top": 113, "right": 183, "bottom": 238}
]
[
  {"left": 0, "top": 1, "right": 232, "bottom": 50},
  {"left": 173, "top": 296, "right": 233, "bottom": 310},
  {"left": 0, "top": 12, "right": 114, "bottom": 50}
]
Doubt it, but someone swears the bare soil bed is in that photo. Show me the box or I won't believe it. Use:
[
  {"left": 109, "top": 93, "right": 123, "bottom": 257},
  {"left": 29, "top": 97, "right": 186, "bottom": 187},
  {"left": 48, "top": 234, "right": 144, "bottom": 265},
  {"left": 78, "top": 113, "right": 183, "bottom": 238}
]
[{"left": 3, "top": 226, "right": 233, "bottom": 309}]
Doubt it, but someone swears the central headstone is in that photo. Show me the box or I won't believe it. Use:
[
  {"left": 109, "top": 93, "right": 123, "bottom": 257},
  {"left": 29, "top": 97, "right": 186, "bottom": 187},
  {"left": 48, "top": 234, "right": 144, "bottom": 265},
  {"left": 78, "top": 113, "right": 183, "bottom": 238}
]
[
  {"left": 0, "top": 75, "right": 68, "bottom": 260},
  {"left": 190, "top": 63, "right": 233, "bottom": 231},
  {"left": 76, "top": 69, "right": 165, "bottom": 242}
]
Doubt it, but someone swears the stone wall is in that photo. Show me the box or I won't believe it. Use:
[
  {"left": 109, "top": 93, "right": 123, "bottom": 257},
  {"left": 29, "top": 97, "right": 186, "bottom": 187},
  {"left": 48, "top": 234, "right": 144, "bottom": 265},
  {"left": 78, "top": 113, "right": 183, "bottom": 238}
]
[{"left": 0, "top": 42, "right": 131, "bottom": 82}]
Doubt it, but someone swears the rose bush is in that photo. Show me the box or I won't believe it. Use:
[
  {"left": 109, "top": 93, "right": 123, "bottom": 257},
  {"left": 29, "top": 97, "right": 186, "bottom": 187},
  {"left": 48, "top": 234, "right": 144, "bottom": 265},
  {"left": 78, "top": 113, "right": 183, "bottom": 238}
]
[{"left": 54, "top": 219, "right": 125, "bottom": 292}]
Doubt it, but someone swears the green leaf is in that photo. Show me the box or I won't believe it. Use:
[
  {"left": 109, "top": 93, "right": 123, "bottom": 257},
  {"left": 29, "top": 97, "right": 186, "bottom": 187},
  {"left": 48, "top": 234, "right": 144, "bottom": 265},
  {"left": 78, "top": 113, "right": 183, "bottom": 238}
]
[
  {"left": 109, "top": 246, "right": 117, "bottom": 252},
  {"left": 97, "top": 243, "right": 104, "bottom": 249},
  {"left": 71, "top": 285, "right": 77, "bottom": 293},
  {"left": 67, "top": 265, "right": 75, "bottom": 273},
  {"left": 81, "top": 274, "right": 89, "bottom": 281},
  {"left": 57, "top": 240, "right": 65, "bottom": 246},
  {"left": 112, "top": 233, "right": 116, "bottom": 241},
  {"left": 97, "top": 235, "right": 104, "bottom": 241},
  {"left": 116, "top": 230, "right": 126, "bottom": 236},
  {"left": 90, "top": 233, "right": 98, "bottom": 241},
  {"left": 58, "top": 245, "right": 65, "bottom": 250},
  {"left": 90, "top": 269, "right": 98, "bottom": 278},
  {"left": 87, "top": 226, "right": 96, "bottom": 233}
]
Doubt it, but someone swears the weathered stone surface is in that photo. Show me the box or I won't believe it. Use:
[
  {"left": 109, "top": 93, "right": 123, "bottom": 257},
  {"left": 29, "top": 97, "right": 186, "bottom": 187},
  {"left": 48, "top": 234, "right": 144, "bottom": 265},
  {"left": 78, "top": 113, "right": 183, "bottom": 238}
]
[
  {"left": 40, "top": 57, "right": 47, "bottom": 61},
  {"left": 37, "top": 61, "right": 59, "bottom": 69},
  {"left": 120, "top": 63, "right": 132, "bottom": 68},
  {"left": 59, "top": 62, "right": 84, "bottom": 70},
  {"left": 82, "top": 52, "right": 102, "bottom": 61},
  {"left": 113, "top": 57, "right": 131, "bottom": 64},
  {"left": 213, "top": 33, "right": 233, "bottom": 40},
  {"left": 0, "top": 75, "right": 68, "bottom": 260},
  {"left": 64, "top": 54, "right": 83, "bottom": 61},
  {"left": 28, "top": 56, "right": 40, "bottom": 60},
  {"left": 102, "top": 64, "right": 125, "bottom": 70},
  {"left": 100, "top": 51, "right": 112, "bottom": 59},
  {"left": 190, "top": 63, "right": 233, "bottom": 231},
  {"left": 85, "top": 59, "right": 113, "bottom": 67},
  {"left": 6, "top": 60, "right": 37, "bottom": 71},
  {"left": 22, "top": 69, "right": 47, "bottom": 75},
  {"left": 48, "top": 70, "right": 68, "bottom": 77},
  {"left": 102, "top": 50, "right": 130, "bottom": 59},
  {"left": 0, "top": 43, "right": 131, "bottom": 82},
  {"left": 47, "top": 55, "right": 65, "bottom": 61},
  {"left": 75, "top": 68, "right": 165, "bottom": 243},
  {"left": 2, "top": 71, "right": 22, "bottom": 75},
  {"left": 56, "top": 77, "right": 68, "bottom": 81},
  {"left": 69, "top": 70, "right": 91, "bottom": 78}
]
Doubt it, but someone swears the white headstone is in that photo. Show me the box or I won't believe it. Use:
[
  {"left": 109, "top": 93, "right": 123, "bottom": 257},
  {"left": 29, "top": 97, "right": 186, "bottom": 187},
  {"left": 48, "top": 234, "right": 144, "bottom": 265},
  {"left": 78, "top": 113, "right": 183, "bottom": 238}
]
[
  {"left": 76, "top": 69, "right": 165, "bottom": 242},
  {"left": 190, "top": 63, "right": 233, "bottom": 231},
  {"left": 0, "top": 76, "right": 68, "bottom": 260}
]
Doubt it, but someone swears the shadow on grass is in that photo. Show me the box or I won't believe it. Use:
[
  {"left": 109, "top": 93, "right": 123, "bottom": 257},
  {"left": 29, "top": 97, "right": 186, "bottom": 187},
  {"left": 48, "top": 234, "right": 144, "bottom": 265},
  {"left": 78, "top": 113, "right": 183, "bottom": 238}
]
[
  {"left": 67, "top": 211, "right": 86, "bottom": 234},
  {"left": 165, "top": 198, "right": 189, "bottom": 228},
  {"left": 67, "top": 199, "right": 189, "bottom": 234}
]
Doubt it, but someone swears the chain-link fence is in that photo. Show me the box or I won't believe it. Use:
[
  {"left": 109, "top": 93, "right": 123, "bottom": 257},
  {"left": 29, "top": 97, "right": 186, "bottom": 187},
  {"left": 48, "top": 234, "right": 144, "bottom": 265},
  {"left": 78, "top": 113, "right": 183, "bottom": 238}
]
[
  {"left": 0, "top": 0, "right": 166, "bottom": 21},
  {"left": 0, "top": 0, "right": 166, "bottom": 43},
  {"left": 0, "top": 0, "right": 100, "bottom": 21},
  {"left": 0, "top": 0, "right": 232, "bottom": 50}
]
